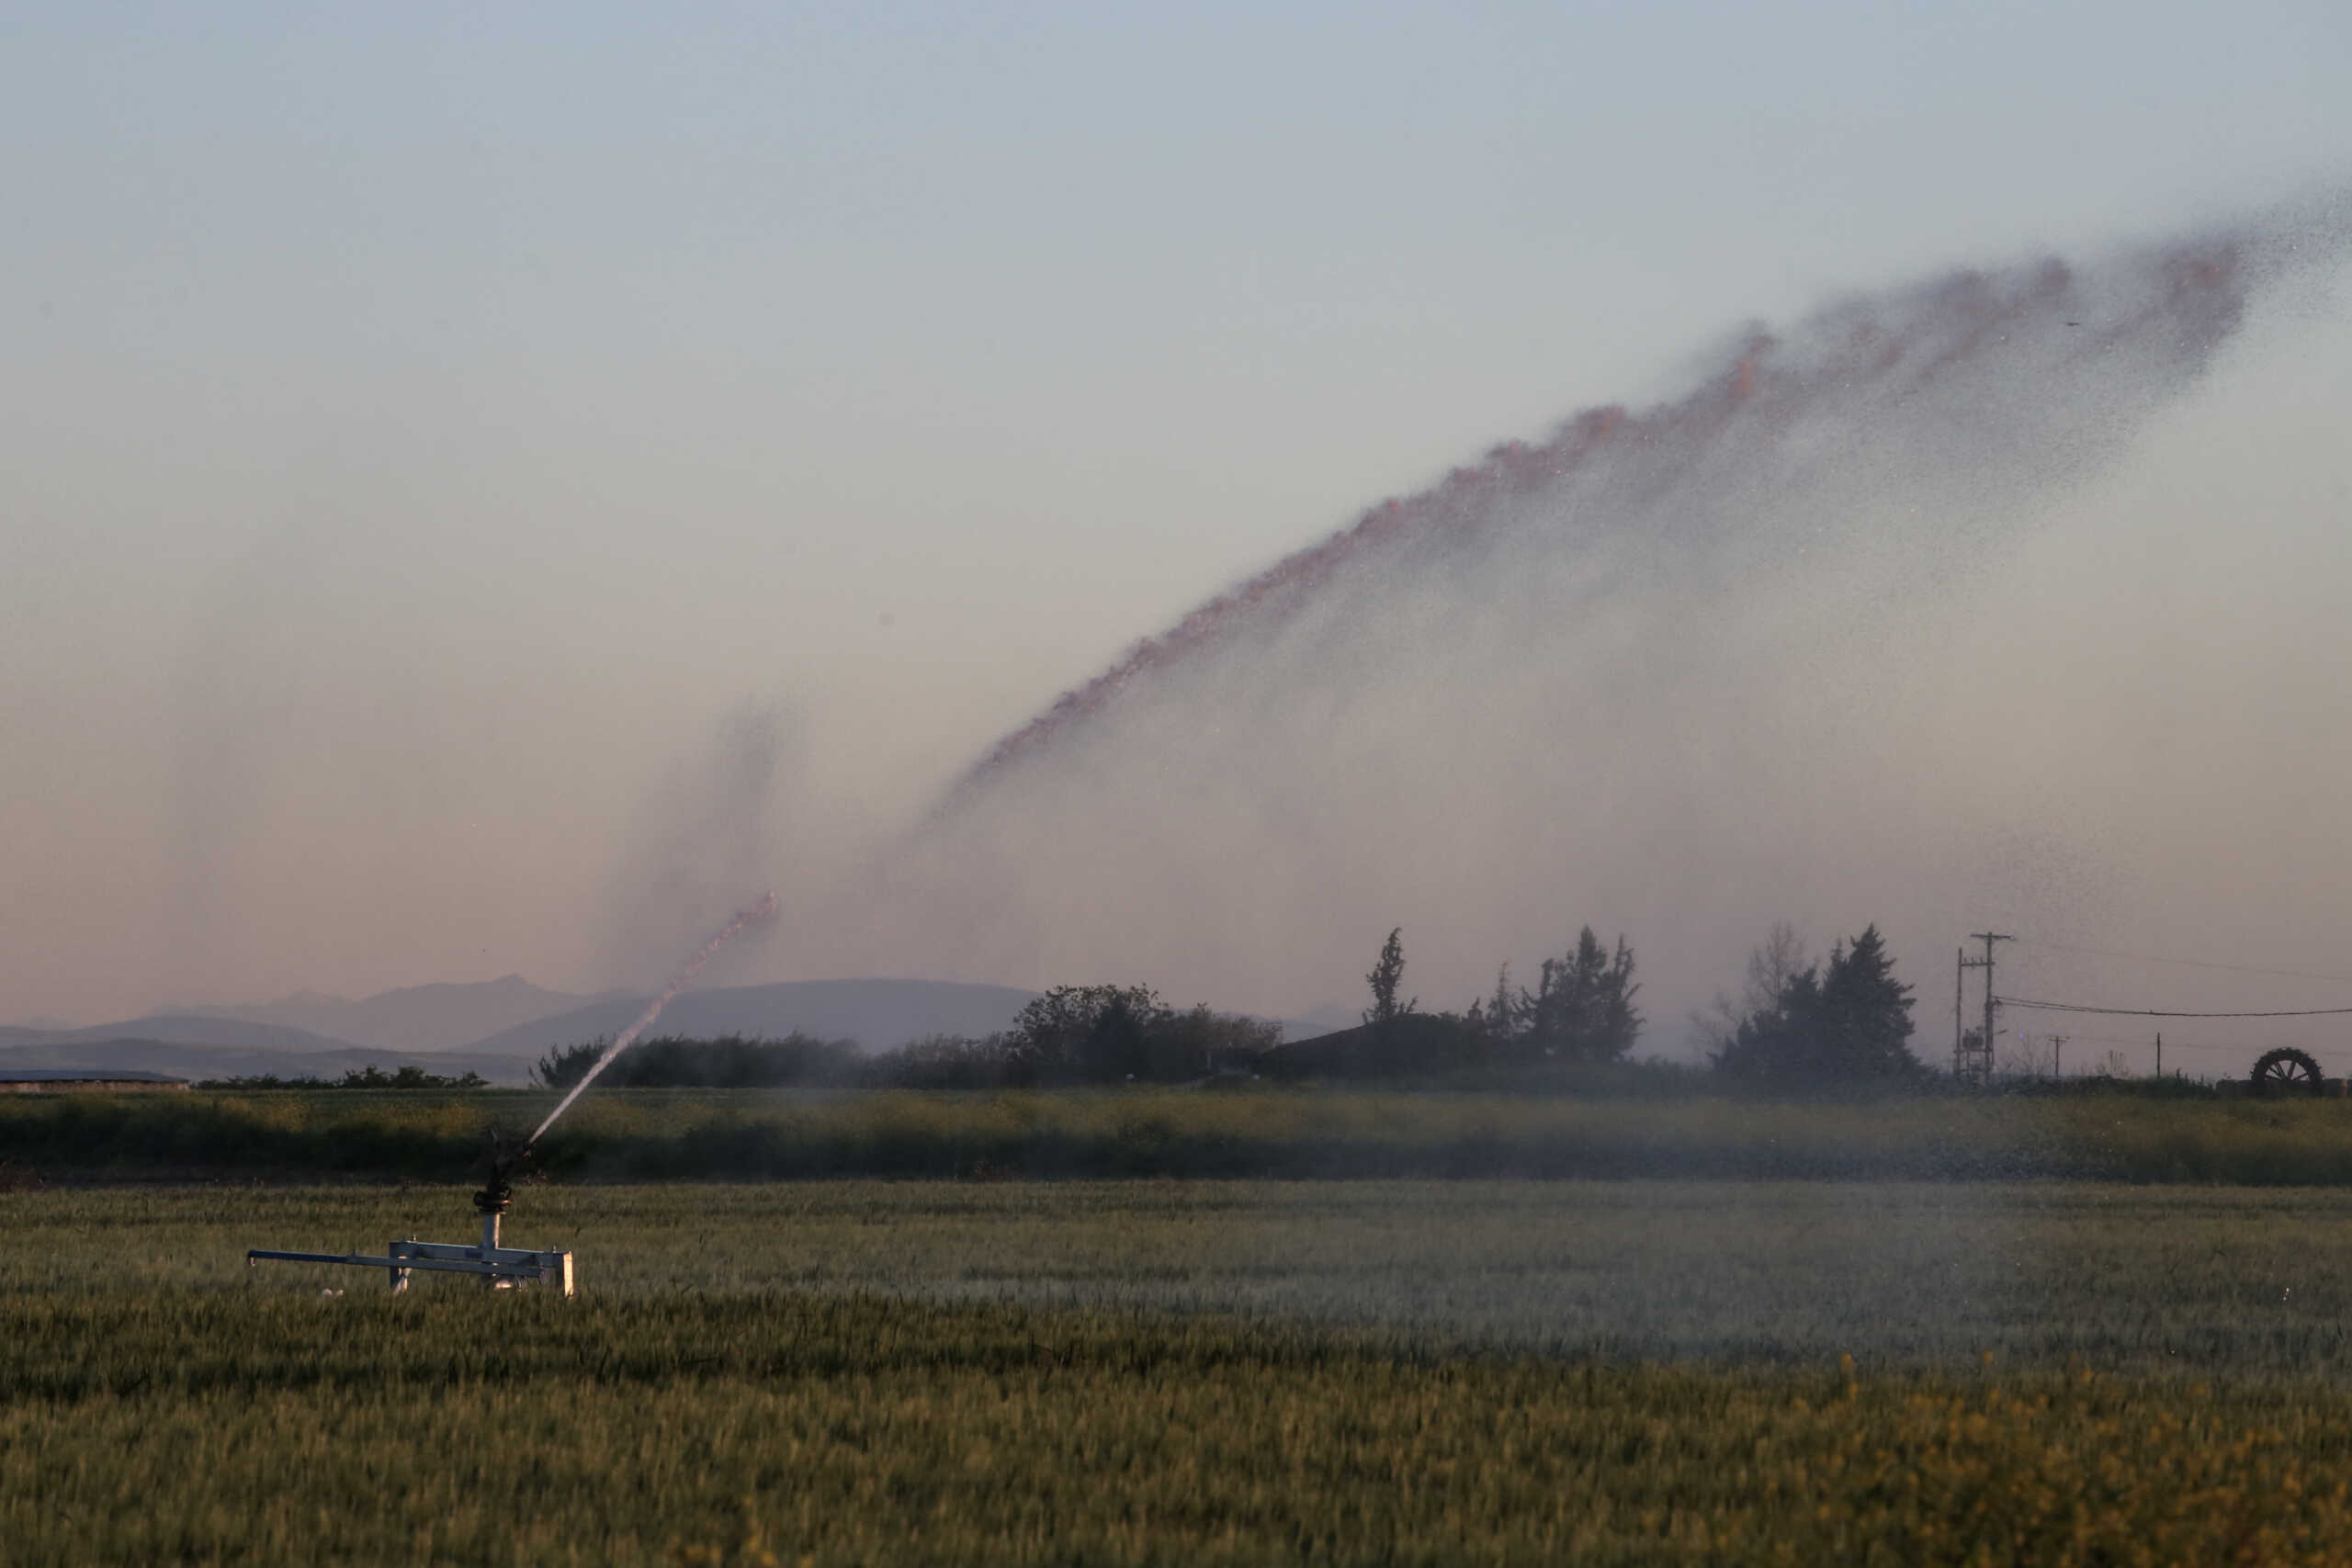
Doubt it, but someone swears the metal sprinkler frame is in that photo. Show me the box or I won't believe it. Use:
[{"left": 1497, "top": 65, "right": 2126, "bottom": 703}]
[{"left": 246, "top": 1132, "right": 574, "bottom": 1295}]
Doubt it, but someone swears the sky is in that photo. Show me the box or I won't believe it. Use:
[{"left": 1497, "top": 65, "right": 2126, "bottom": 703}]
[{"left": 4, "top": 2, "right": 2350, "bottom": 1034}]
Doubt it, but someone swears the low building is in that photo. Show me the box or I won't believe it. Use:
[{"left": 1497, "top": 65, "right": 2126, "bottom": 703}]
[{"left": 0, "top": 1069, "right": 190, "bottom": 1095}]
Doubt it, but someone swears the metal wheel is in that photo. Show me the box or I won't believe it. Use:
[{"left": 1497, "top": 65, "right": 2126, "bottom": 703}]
[{"left": 2250, "top": 1047, "right": 2324, "bottom": 1097}]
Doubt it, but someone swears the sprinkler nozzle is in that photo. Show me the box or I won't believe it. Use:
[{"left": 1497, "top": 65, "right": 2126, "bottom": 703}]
[{"left": 473, "top": 1129, "right": 527, "bottom": 1215}]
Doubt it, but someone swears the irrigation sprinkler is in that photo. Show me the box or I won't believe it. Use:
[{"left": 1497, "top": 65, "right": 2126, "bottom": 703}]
[
  {"left": 243, "top": 891, "right": 778, "bottom": 1295},
  {"left": 245, "top": 1131, "right": 574, "bottom": 1295}
]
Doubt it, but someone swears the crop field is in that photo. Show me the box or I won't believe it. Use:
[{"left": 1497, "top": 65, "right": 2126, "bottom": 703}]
[
  {"left": 11, "top": 1179, "right": 2352, "bottom": 1564},
  {"left": 17, "top": 1084, "right": 2352, "bottom": 1184}
]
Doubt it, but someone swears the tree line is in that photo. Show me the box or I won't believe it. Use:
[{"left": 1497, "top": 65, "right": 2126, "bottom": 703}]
[
  {"left": 528, "top": 992, "right": 1281, "bottom": 1092},
  {"left": 199, "top": 1064, "right": 492, "bottom": 1091},
  {"left": 1270, "top": 920, "right": 1913, "bottom": 1085},
  {"left": 525, "top": 919, "right": 1918, "bottom": 1091}
]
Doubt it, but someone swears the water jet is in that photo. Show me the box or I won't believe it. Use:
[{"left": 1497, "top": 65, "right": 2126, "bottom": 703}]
[{"left": 241, "top": 894, "right": 777, "bottom": 1292}]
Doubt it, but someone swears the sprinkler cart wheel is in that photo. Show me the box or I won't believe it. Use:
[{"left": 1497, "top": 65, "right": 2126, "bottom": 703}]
[{"left": 2250, "top": 1047, "right": 2324, "bottom": 1097}]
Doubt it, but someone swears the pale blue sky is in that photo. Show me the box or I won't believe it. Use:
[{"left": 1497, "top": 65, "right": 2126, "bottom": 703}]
[{"left": 4, "top": 3, "right": 2348, "bottom": 1021}]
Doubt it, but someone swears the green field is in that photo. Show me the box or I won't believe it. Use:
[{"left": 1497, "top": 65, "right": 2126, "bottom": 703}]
[
  {"left": 15, "top": 1084, "right": 2352, "bottom": 1184},
  {"left": 10, "top": 1179, "right": 2352, "bottom": 1563}
]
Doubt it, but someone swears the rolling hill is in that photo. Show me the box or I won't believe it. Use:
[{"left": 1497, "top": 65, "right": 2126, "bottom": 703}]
[
  {"left": 159, "top": 976, "right": 604, "bottom": 1052},
  {"left": 462, "top": 979, "right": 1041, "bottom": 1057},
  {"left": 0, "top": 1039, "right": 535, "bottom": 1085}
]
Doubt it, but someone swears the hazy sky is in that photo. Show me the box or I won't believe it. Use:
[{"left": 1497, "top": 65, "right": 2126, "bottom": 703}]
[{"left": 5, "top": 3, "right": 2349, "bottom": 1026}]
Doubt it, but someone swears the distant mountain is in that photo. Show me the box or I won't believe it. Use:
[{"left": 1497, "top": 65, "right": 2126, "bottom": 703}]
[
  {"left": 462, "top": 978, "right": 1041, "bottom": 1057},
  {"left": 162, "top": 975, "right": 600, "bottom": 1052},
  {"left": 5, "top": 1015, "right": 368, "bottom": 1053},
  {"left": 0, "top": 1066, "right": 187, "bottom": 1083},
  {"left": 0, "top": 1039, "right": 535, "bottom": 1085},
  {"left": 1283, "top": 1003, "right": 1360, "bottom": 1040}
]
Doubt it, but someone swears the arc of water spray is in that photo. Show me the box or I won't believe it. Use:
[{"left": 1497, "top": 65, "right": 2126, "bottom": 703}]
[{"left": 528, "top": 892, "right": 780, "bottom": 1146}]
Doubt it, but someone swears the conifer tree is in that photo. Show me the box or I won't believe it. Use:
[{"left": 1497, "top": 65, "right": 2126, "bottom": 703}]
[
  {"left": 1363, "top": 928, "right": 1415, "bottom": 1026},
  {"left": 1520, "top": 929, "right": 1642, "bottom": 1062},
  {"left": 1711, "top": 923, "right": 1917, "bottom": 1084},
  {"left": 1486, "top": 964, "right": 1521, "bottom": 1048}
]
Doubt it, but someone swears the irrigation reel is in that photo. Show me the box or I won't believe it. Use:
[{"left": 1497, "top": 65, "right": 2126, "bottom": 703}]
[{"left": 2249, "top": 1047, "right": 2326, "bottom": 1097}]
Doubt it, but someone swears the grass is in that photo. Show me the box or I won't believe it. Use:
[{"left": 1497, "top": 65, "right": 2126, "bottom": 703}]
[
  {"left": 9, "top": 1181, "right": 2352, "bottom": 1563},
  {"left": 20, "top": 1179, "right": 2352, "bottom": 1368},
  {"left": 12, "top": 1305, "right": 2352, "bottom": 1566},
  {"left": 14, "top": 1085, "right": 2352, "bottom": 1184}
]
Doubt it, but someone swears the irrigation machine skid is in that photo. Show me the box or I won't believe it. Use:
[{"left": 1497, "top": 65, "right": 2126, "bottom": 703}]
[{"left": 245, "top": 1138, "right": 573, "bottom": 1295}]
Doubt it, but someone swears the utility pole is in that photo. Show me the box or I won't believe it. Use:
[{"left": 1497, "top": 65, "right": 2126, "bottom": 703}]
[
  {"left": 1953, "top": 947, "right": 1966, "bottom": 1076},
  {"left": 1956, "top": 932, "right": 2011, "bottom": 1088},
  {"left": 2155, "top": 1032, "right": 2162, "bottom": 1079},
  {"left": 2051, "top": 1033, "right": 2066, "bottom": 1080}
]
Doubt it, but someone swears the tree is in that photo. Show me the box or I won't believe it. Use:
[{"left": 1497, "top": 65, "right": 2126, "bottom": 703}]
[
  {"left": 1483, "top": 964, "right": 1521, "bottom": 1049},
  {"left": 1148, "top": 1005, "right": 1282, "bottom": 1079},
  {"left": 1711, "top": 924, "right": 1918, "bottom": 1085},
  {"left": 530, "top": 1032, "right": 855, "bottom": 1089},
  {"left": 1811, "top": 925, "right": 1917, "bottom": 1076},
  {"left": 866, "top": 1032, "right": 1025, "bottom": 1090},
  {"left": 532, "top": 1040, "right": 608, "bottom": 1090},
  {"left": 1357, "top": 927, "right": 1425, "bottom": 1075},
  {"left": 1692, "top": 921, "right": 1809, "bottom": 1055},
  {"left": 1363, "top": 928, "right": 1417, "bottom": 1027},
  {"left": 1008, "top": 985, "right": 1280, "bottom": 1083},
  {"left": 1011, "top": 985, "right": 1167, "bottom": 1081},
  {"left": 1594, "top": 935, "right": 1642, "bottom": 1061},
  {"left": 1077, "top": 987, "right": 1153, "bottom": 1081},
  {"left": 1520, "top": 928, "right": 1642, "bottom": 1064}
]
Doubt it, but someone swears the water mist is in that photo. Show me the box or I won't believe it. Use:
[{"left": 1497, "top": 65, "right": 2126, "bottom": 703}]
[{"left": 785, "top": 209, "right": 2348, "bottom": 1048}]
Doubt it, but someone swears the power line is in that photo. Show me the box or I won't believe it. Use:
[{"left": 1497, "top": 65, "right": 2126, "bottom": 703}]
[
  {"left": 2041, "top": 1031, "right": 2269, "bottom": 1053},
  {"left": 1995, "top": 996, "right": 2352, "bottom": 1020},
  {"left": 2009, "top": 937, "right": 2352, "bottom": 990}
]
